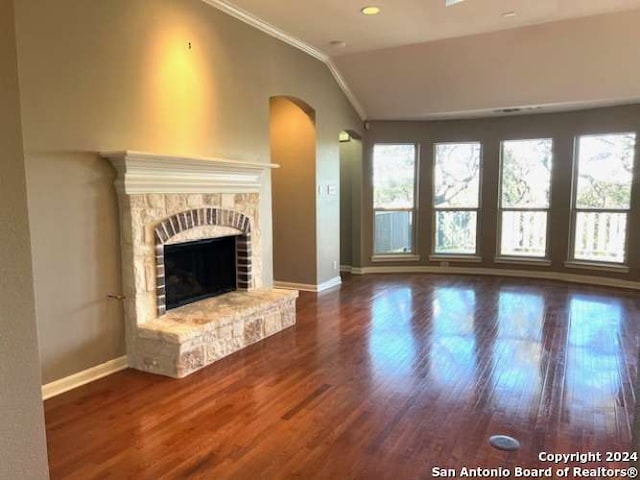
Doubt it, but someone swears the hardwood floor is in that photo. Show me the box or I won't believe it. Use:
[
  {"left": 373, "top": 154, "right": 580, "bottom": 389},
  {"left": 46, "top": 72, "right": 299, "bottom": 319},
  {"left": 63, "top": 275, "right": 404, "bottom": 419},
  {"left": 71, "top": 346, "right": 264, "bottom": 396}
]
[{"left": 44, "top": 274, "right": 640, "bottom": 479}]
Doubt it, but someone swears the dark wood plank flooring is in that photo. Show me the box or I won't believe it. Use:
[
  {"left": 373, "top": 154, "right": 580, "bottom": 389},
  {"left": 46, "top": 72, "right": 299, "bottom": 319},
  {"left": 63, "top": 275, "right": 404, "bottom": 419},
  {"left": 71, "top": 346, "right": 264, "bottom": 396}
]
[{"left": 44, "top": 274, "right": 640, "bottom": 479}]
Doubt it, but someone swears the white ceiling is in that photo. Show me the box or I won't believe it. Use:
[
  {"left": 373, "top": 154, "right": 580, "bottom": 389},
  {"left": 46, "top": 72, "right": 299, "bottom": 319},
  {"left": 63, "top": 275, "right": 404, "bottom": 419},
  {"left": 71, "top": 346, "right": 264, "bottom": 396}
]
[
  {"left": 225, "top": 0, "right": 640, "bottom": 55},
  {"left": 208, "top": 0, "right": 640, "bottom": 119}
]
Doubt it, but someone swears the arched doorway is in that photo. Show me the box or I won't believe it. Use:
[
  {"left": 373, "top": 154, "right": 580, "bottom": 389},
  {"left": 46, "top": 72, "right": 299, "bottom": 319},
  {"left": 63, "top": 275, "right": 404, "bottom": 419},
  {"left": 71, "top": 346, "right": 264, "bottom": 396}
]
[{"left": 269, "top": 96, "right": 318, "bottom": 287}]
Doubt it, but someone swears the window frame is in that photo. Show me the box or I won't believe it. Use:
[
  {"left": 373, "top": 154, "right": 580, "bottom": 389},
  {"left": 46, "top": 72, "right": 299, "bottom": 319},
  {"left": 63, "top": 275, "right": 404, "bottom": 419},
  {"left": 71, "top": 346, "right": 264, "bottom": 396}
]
[
  {"left": 430, "top": 141, "right": 483, "bottom": 261},
  {"left": 371, "top": 142, "right": 420, "bottom": 261},
  {"left": 496, "top": 138, "right": 554, "bottom": 264},
  {"left": 566, "top": 132, "right": 636, "bottom": 270}
]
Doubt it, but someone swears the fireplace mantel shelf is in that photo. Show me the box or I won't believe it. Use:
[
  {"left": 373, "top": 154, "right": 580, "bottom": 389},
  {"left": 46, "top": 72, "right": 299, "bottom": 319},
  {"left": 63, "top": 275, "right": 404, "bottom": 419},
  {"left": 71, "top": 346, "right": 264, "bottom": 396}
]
[{"left": 101, "top": 150, "right": 279, "bottom": 194}]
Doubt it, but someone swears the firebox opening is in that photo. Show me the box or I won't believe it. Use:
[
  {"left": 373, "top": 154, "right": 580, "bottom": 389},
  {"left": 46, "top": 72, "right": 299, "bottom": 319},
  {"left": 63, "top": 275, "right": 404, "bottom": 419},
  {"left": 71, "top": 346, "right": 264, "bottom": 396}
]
[{"left": 164, "top": 236, "right": 238, "bottom": 310}]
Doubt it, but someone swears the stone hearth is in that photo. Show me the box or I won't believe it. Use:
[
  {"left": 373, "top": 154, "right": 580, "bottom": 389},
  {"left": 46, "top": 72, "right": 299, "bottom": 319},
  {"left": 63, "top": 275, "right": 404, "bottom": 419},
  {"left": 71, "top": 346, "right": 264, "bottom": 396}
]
[
  {"left": 137, "top": 290, "right": 296, "bottom": 377},
  {"left": 103, "top": 151, "right": 298, "bottom": 378}
]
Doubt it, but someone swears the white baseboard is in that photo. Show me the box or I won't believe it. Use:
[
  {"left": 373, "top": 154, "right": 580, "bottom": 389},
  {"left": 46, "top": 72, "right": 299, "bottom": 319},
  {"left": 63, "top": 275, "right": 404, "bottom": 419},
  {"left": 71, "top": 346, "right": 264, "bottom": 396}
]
[
  {"left": 275, "top": 275, "right": 342, "bottom": 293},
  {"left": 318, "top": 276, "right": 342, "bottom": 292},
  {"left": 42, "top": 356, "right": 129, "bottom": 400},
  {"left": 349, "top": 265, "right": 640, "bottom": 290}
]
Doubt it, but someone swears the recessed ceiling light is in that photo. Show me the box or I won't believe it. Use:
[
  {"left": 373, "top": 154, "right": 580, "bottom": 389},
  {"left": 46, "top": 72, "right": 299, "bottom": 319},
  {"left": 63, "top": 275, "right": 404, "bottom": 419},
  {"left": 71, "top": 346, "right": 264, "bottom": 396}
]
[
  {"left": 329, "top": 40, "right": 347, "bottom": 48},
  {"left": 361, "top": 6, "right": 381, "bottom": 15},
  {"left": 502, "top": 11, "right": 517, "bottom": 18}
]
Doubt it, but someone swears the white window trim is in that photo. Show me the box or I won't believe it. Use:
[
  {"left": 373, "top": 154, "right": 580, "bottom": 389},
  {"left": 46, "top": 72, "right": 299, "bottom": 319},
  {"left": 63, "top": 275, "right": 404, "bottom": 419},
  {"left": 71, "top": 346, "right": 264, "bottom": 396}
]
[
  {"left": 432, "top": 142, "right": 482, "bottom": 257},
  {"left": 568, "top": 133, "right": 635, "bottom": 267},
  {"left": 372, "top": 143, "right": 419, "bottom": 257},
  {"left": 496, "top": 138, "right": 553, "bottom": 261}
]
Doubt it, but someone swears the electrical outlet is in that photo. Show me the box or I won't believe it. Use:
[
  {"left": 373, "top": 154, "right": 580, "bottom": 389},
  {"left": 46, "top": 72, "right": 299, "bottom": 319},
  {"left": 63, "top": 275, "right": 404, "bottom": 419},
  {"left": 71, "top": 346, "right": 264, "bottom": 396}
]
[{"left": 333, "top": 260, "right": 338, "bottom": 270}]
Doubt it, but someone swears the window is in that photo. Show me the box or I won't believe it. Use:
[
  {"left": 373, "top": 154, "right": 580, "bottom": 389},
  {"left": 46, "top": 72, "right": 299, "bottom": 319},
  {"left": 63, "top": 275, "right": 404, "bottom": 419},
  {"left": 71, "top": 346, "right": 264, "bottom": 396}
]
[
  {"left": 433, "top": 142, "right": 481, "bottom": 256},
  {"left": 571, "top": 133, "right": 636, "bottom": 264},
  {"left": 498, "top": 139, "right": 553, "bottom": 258},
  {"left": 372, "top": 144, "right": 417, "bottom": 255}
]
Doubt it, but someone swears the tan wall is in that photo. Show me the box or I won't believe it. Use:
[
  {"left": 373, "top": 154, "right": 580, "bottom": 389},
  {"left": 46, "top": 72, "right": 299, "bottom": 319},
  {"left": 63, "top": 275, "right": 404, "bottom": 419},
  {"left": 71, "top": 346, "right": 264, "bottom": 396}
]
[
  {"left": 335, "top": 9, "right": 640, "bottom": 119},
  {"left": 340, "top": 138, "right": 364, "bottom": 268},
  {"left": 14, "top": 0, "right": 361, "bottom": 383},
  {"left": 339, "top": 142, "right": 353, "bottom": 266},
  {"left": 270, "top": 97, "right": 318, "bottom": 285},
  {"left": 315, "top": 123, "right": 343, "bottom": 285},
  {"left": 0, "top": 0, "right": 49, "bottom": 477},
  {"left": 361, "top": 104, "right": 640, "bottom": 280}
]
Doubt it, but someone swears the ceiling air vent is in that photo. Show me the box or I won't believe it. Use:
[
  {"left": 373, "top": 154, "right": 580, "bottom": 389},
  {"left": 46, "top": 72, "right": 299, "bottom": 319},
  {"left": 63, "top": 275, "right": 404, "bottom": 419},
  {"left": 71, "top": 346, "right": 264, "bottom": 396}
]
[
  {"left": 494, "top": 106, "right": 542, "bottom": 114},
  {"left": 446, "top": 0, "right": 465, "bottom": 6}
]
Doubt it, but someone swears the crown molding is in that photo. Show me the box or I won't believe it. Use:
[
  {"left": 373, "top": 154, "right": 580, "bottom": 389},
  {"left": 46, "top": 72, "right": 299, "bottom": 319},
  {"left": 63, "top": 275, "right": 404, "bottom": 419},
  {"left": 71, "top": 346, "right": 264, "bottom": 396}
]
[
  {"left": 201, "top": 0, "right": 367, "bottom": 120},
  {"left": 325, "top": 59, "right": 367, "bottom": 120},
  {"left": 202, "top": 0, "right": 326, "bottom": 62}
]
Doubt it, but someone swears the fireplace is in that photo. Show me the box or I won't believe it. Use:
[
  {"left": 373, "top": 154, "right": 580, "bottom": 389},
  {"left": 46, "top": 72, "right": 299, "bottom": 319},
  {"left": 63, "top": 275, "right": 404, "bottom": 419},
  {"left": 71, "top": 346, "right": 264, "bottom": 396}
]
[
  {"left": 103, "top": 150, "right": 298, "bottom": 378},
  {"left": 153, "top": 207, "right": 253, "bottom": 316},
  {"left": 164, "top": 236, "right": 238, "bottom": 310}
]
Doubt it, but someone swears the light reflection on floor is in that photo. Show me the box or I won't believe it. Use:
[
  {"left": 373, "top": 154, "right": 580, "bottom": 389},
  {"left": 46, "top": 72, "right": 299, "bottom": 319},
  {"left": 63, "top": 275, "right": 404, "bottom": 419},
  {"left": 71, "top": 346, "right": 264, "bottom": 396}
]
[
  {"left": 565, "top": 295, "right": 624, "bottom": 424},
  {"left": 491, "top": 290, "right": 544, "bottom": 414},
  {"left": 429, "top": 287, "right": 477, "bottom": 393},
  {"left": 364, "top": 280, "right": 635, "bottom": 436},
  {"left": 368, "top": 287, "right": 417, "bottom": 392}
]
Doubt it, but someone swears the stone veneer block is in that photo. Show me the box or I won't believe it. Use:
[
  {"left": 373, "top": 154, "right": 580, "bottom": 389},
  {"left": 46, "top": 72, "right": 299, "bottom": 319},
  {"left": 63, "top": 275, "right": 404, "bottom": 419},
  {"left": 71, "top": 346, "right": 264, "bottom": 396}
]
[{"left": 132, "top": 289, "right": 298, "bottom": 378}]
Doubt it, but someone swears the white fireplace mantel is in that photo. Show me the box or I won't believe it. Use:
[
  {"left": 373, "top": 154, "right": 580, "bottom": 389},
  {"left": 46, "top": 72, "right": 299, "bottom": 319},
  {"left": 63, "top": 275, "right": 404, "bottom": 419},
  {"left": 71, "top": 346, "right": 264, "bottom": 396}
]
[{"left": 101, "top": 150, "right": 279, "bottom": 194}]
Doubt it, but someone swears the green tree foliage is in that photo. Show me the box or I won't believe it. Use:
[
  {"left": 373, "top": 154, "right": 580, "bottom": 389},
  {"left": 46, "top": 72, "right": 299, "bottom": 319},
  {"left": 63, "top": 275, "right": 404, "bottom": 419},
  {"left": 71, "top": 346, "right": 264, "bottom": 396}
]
[
  {"left": 373, "top": 144, "right": 415, "bottom": 208},
  {"left": 576, "top": 134, "right": 635, "bottom": 209},
  {"left": 501, "top": 139, "right": 552, "bottom": 208},
  {"left": 434, "top": 143, "right": 480, "bottom": 208}
]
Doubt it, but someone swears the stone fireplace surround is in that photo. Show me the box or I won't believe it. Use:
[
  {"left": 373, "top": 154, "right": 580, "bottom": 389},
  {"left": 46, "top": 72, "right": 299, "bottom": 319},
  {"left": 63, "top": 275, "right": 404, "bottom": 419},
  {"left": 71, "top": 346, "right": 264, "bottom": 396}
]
[{"left": 103, "top": 151, "right": 298, "bottom": 378}]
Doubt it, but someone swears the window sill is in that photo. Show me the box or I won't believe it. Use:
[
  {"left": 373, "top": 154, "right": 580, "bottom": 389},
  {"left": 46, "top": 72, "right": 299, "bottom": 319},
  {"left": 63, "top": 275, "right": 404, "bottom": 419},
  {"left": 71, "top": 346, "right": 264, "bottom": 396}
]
[
  {"left": 495, "top": 257, "right": 551, "bottom": 267},
  {"left": 371, "top": 254, "right": 421, "bottom": 263},
  {"left": 428, "top": 254, "right": 482, "bottom": 263},
  {"left": 564, "top": 261, "right": 630, "bottom": 273}
]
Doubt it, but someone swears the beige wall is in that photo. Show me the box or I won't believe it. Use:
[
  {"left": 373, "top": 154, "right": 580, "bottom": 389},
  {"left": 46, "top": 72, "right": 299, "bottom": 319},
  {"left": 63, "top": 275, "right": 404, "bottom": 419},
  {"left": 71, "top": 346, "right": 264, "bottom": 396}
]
[
  {"left": 315, "top": 123, "right": 343, "bottom": 285},
  {"left": 335, "top": 9, "right": 640, "bottom": 119},
  {"left": 271, "top": 98, "right": 360, "bottom": 287},
  {"left": 361, "top": 104, "right": 640, "bottom": 280},
  {"left": 0, "top": 0, "right": 49, "bottom": 477},
  {"left": 14, "top": 0, "right": 361, "bottom": 383},
  {"left": 340, "top": 137, "right": 364, "bottom": 268},
  {"left": 340, "top": 141, "right": 353, "bottom": 267},
  {"left": 270, "top": 97, "right": 318, "bottom": 285}
]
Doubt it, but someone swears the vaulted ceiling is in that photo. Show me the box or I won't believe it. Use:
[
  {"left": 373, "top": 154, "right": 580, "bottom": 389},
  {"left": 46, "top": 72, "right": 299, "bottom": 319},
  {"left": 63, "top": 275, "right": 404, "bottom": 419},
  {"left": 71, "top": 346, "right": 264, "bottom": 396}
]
[{"left": 206, "top": 0, "right": 640, "bottom": 119}]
